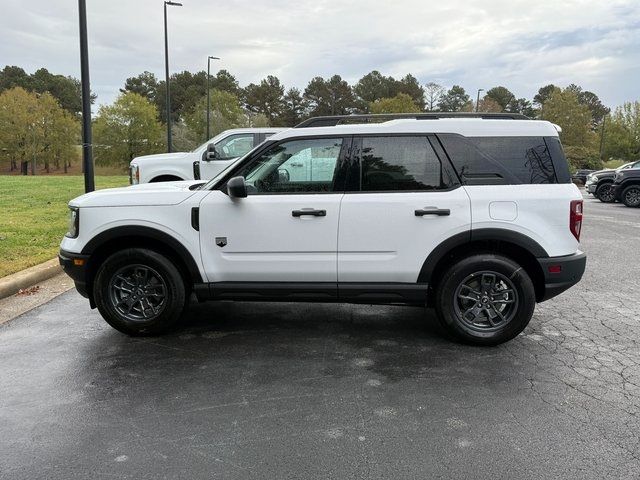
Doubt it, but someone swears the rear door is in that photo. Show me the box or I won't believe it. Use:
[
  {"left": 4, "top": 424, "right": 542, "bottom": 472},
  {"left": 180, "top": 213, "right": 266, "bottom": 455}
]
[{"left": 337, "top": 135, "right": 471, "bottom": 284}]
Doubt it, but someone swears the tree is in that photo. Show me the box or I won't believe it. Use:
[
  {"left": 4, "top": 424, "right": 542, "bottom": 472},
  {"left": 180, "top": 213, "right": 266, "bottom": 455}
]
[
  {"left": 121, "top": 71, "right": 159, "bottom": 102},
  {"left": 155, "top": 70, "right": 208, "bottom": 123},
  {"left": 278, "top": 88, "right": 308, "bottom": 126},
  {"left": 485, "top": 86, "right": 515, "bottom": 111},
  {"left": 304, "top": 75, "right": 359, "bottom": 116},
  {"left": 424, "top": 82, "right": 444, "bottom": 111},
  {"left": 437, "top": 85, "right": 471, "bottom": 112},
  {"left": 0, "top": 87, "right": 79, "bottom": 173},
  {"left": 243, "top": 75, "right": 284, "bottom": 125},
  {"left": 210, "top": 69, "right": 240, "bottom": 97},
  {"left": 184, "top": 89, "right": 247, "bottom": 141},
  {"left": 507, "top": 97, "right": 536, "bottom": 117},
  {"left": 370, "top": 93, "right": 420, "bottom": 114},
  {"left": 603, "top": 102, "right": 640, "bottom": 161},
  {"left": 540, "top": 88, "right": 596, "bottom": 148},
  {"left": 0, "top": 65, "right": 92, "bottom": 116},
  {"left": 533, "top": 84, "right": 557, "bottom": 108},
  {"left": 395, "top": 74, "right": 425, "bottom": 110},
  {"left": 472, "top": 96, "right": 503, "bottom": 113},
  {"left": 577, "top": 90, "right": 609, "bottom": 125},
  {"left": 353, "top": 71, "right": 397, "bottom": 105},
  {"left": 93, "top": 92, "right": 164, "bottom": 168}
]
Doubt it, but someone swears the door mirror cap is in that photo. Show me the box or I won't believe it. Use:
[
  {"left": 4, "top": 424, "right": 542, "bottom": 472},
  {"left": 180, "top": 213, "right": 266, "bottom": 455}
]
[
  {"left": 227, "top": 176, "right": 247, "bottom": 198},
  {"left": 204, "top": 143, "right": 218, "bottom": 161}
]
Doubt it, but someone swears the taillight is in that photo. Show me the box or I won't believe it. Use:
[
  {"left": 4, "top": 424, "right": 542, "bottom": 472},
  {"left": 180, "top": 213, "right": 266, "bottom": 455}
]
[{"left": 570, "top": 200, "right": 583, "bottom": 241}]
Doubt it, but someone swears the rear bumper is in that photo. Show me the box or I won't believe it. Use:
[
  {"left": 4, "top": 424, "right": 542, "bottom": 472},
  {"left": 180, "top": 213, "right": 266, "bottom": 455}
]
[
  {"left": 536, "top": 251, "right": 586, "bottom": 302},
  {"left": 58, "top": 249, "right": 91, "bottom": 298}
]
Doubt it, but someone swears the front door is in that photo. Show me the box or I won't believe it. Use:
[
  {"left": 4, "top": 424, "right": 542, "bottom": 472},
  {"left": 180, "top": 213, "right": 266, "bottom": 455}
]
[
  {"left": 337, "top": 135, "right": 471, "bottom": 284},
  {"left": 199, "top": 136, "right": 347, "bottom": 283}
]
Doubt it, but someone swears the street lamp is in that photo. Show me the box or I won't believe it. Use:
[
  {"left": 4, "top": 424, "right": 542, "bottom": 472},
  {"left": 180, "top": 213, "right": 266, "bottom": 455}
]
[
  {"left": 164, "top": 1, "right": 182, "bottom": 153},
  {"left": 206, "top": 55, "right": 220, "bottom": 141},
  {"left": 78, "top": 0, "right": 94, "bottom": 192},
  {"left": 476, "top": 88, "right": 484, "bottom": 113}
]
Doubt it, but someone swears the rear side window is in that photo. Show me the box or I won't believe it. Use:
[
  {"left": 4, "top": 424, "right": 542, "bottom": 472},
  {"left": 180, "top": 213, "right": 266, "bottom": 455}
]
[
  {"left": 358, "top": 136, "right": 450, "bottom": 191},
  {"left": 438, "top": 134, "right": 565, "bottom": 185}
]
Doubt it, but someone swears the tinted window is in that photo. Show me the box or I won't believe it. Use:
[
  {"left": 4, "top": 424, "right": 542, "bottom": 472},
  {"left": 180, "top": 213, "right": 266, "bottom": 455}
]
[
  {"left": 438, "top": 134, "right": 561, "bottom": 184},
  {"left": 238, "top": 138, "right": 342, "bottom": 193},
  {"left": 359, "top": 136, "right": 447, "bottom": 191}
]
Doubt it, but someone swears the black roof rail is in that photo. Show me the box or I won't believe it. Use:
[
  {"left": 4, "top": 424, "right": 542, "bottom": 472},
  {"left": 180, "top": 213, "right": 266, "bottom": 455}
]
[{"left": 294, "top": 112, "right": 530, "bottom": 128}]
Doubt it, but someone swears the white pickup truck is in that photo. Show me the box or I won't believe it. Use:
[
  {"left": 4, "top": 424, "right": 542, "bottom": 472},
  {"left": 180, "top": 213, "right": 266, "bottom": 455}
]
[{"left": 129, "top": 128, "right": 286, "bottom": 184}]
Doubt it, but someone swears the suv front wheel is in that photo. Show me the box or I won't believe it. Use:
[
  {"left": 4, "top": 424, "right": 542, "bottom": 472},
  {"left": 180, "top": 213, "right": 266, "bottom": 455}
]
[
  {"left": 93, "top": 248, "right": 187, "bottom": 335},
  {"left": 435, "top": 254, "right": 535, "bottom": 346},
  {"left": 596, "top": 183, "right": 616, "bottom": 203}
]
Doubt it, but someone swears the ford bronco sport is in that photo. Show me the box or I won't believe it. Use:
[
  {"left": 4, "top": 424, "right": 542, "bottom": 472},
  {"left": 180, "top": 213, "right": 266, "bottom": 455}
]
[{"left": 60, "top": 113, "right": 586, "bottom": 346}]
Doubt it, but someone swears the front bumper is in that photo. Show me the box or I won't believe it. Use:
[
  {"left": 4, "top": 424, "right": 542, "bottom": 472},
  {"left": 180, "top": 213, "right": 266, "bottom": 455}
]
[
  {"left": 58, "top": 249, "right": 91, "bottom": 299},
  {"left": 585, "top": 182, "right": 597, "bottom": 194},
  {"left": 536, "top": 251, "right": 586, "bottom": 302},
  {"left": 612, "top": 183, "right": 624, "bottom": 201}
]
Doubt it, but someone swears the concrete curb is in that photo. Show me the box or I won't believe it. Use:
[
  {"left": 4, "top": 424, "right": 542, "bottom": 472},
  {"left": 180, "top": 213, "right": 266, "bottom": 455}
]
[{"left": 0, "top": 259, "right": 62, "bottom": 300}]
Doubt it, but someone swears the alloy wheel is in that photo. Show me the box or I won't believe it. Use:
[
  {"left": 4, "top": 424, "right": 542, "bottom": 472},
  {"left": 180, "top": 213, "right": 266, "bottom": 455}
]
[
  {"left": 108, "top": 265, "right": 168, "bottom": 322},
  {"left": 453, "top": 271, "right": 519, "bottom": 332}
]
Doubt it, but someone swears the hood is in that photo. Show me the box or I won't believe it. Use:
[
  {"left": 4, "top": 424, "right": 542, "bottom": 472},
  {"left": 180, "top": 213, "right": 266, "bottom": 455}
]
[
  {"left": 130, "top": 151, "right": 191, "bottom": 166},
  {"left": 69, "top": 180, "right": 206, "bottom": 208}
]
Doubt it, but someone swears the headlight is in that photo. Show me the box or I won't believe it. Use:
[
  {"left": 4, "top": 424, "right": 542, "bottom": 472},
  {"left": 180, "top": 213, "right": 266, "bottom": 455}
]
[
  {"left": 66, "top": 207, "right": 79, "bottom": 238},
  {"left": 130, "top": 164, "right": 140, "bottom": 184}
]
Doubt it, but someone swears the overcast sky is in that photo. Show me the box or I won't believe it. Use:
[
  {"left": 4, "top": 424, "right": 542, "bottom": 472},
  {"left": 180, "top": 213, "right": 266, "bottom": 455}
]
[{"left": 1, "top": 0, "right": 639, "bottom": 108}]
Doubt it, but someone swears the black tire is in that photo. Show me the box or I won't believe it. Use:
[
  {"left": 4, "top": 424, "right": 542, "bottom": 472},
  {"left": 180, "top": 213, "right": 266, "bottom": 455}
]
[
  {"left": 621, "top": 185, "right": 640, "bottom": 208},
  {"left": 434, "top": 254, "right": 536, "bottom": 346},
  {"left": 596, "top": 183, "right": 616, "bottom": 203},
  {"left": 93, "top": 248, "right": 186, "bottom": 335}
]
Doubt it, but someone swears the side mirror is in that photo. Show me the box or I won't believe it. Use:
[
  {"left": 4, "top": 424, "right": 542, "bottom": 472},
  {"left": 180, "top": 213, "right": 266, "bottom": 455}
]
[
  {"left": 204, "top": 143, "right": 219, "bottom": 161},
  {"left": 278, "top": 169, "right": 290, "bottom": 183},
  {"left": 227, "top": 176, "right": 247, "bottom": 198}
]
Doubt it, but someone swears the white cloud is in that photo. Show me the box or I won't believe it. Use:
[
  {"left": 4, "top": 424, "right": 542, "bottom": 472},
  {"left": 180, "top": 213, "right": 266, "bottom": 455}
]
[{"left": 0, "top": 0, "right": 638, "bottom": 106}]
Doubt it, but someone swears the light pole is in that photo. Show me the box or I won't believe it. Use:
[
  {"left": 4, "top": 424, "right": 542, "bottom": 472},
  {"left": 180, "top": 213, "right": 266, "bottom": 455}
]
[
  {"left": 78, "top": 0, "right": 94, "bottom": 192},
  {"left": 164, "top": 1, "right": 182, "bottom": 153},
  {"left": 476, "top": 88, "right": 484, "bottom": 113},
  {"left": 206, "top": 55, "right": 220, "bottom": 141}
]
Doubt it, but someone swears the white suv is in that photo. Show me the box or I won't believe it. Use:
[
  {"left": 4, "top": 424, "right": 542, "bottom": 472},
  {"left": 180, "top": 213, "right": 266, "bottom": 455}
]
[
  {"left": 60, "top": 113, "right": 586, "bottom": 346},
  {"left": 129, "top": 127, "right": 286, "bottom": 184}
]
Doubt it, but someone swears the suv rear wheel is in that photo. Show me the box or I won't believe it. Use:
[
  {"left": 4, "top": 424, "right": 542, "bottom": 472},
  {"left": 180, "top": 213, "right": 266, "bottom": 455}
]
[
  {"left": 434, "top": 254, "right": 535, "bottom": 346},
  {"left": 596, "top": 183, "right": 616, "bottom": 203},
  {"left": 621, "top": 185, "right": 640, "bottom": 208},
  {"left": 93, "top": 248, "right": 187, "bottom": 335}
]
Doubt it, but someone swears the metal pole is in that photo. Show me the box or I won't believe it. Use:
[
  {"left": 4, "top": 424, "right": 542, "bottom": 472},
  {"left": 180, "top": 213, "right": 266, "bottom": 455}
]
[
  {"left": 78, "top": 0, "right": 94, "bottom": 192},
  {"left": 476, "top": 89, "right": 483, "bottom": 113},
  {"left": 206, "top": 57, "right": 210, "bottom": 141},
  {"left": 206, "top": 56, "right": 220, "bottom": 141},
  {"left": 164, "top": 2, "right": 171, "bottom": 153},
  {"left": 599, "top": 115, "right": 607, "bottom": 160}
]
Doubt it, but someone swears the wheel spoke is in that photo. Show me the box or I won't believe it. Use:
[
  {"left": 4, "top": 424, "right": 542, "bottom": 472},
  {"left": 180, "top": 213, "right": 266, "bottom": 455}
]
[
  {"left": 481, "top": 273, "right": 496, "bottom": 291},
  {"left": 462, "top": 304, "right": 483, "bottom": 323}
]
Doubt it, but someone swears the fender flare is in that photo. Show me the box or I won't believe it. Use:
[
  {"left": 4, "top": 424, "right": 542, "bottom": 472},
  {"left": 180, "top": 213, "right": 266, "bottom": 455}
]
[
  {"left": 417, "top": 228, "right": 548, "bottom": 284},
  {"left": 81, "top": 225, "right": 202, "bottom": 283}
]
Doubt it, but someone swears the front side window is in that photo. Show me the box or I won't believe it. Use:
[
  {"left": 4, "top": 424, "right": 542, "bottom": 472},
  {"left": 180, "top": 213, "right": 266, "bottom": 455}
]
[
  {"left": 237, "top": 137, "right": 343, "bottom": 194},
  {"left": 358, "top": 136, "right": 448, "bottom": 191},
  {"left": 215, "top": 134, "right": 254, "bottom": 160}
]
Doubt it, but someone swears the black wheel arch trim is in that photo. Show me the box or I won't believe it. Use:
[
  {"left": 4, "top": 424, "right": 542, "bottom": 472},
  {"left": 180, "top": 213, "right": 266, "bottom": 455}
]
[
  {"left": 81, "top": 226, "right": 203, "bottom": 283},
  {"left": 417, "top": 228, "right": 548, "bottom": 284}
]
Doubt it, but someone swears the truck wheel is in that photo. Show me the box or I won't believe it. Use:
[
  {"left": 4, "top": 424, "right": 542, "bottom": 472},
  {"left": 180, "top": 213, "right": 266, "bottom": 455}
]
[
  {"left": 621, "top": 185, "right": 640, "bottom": 208},
  {"left": 93, "top": 248, "right": 186, "bottom": 336},
  {"left": 596, "top": 183, "right": 615, "bottom": 203},
  {"left": 434, "top": 254, "right": 535, "bottom": 346}
]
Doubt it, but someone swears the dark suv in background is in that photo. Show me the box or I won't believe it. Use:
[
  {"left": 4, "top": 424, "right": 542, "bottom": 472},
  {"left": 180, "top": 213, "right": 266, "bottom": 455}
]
[
  {"left": 586, "top": 161, "right": 640, "bottom": 203},
  {"left": 613, "top": 166, "right": 640, "bottom": 207}
]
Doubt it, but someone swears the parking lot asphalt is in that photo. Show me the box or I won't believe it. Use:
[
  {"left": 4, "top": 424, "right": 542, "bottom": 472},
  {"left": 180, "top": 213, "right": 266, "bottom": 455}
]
[{"left": 1, "top": 191, "right": 639, "bottom": 480}]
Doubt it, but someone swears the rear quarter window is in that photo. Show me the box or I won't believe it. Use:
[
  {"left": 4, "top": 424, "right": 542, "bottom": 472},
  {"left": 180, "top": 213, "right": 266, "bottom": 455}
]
[{"left": 438, "top": 134, "right": 569, "bottom": 185}]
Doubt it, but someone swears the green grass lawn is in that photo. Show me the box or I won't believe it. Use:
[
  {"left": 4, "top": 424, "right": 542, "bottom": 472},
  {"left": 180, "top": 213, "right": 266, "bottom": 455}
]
[{"left": 0, "top": 176, "right": 128, "bottom": 278}]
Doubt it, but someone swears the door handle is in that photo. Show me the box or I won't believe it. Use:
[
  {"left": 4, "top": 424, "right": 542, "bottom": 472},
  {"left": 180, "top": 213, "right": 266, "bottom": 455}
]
[
  {"left": 292, "top": 209, "right": 326, "bottom": 217},
  {"left": 415, "top": 207, "right": 450, "bottom": 216}
]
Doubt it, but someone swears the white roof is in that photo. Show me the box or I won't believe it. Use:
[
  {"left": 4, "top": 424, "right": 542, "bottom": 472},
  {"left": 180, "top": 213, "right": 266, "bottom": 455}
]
[{"left": 269, "top": 118, "right": 559, "bottom": 141}]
